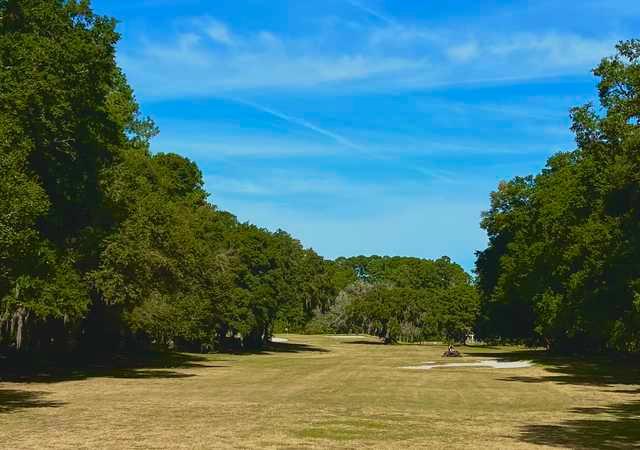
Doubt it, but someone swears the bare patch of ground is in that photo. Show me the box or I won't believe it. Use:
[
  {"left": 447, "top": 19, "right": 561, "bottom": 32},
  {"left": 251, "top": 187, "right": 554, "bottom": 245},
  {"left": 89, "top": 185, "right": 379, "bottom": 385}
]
[{"left": 402, "top": 359, "right": 534, "bottom": 370}]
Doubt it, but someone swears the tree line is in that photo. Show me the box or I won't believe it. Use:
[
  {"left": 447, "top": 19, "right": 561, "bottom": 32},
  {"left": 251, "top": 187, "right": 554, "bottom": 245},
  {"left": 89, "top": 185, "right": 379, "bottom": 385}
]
[
  {"left": 302, "top": 256, "right": 479, "bottom": 344},
  {"left": 0, "top": 0, "right": 338, "bottom": 354},
  {"left": 0, "top": 1, "right": 477, "bottom": 357},
  {"left": 475, "top": 40, "right": 640, "bottom": 354},
  {"left": 3, "top": 1, "right": 638, "bottom": 358}
]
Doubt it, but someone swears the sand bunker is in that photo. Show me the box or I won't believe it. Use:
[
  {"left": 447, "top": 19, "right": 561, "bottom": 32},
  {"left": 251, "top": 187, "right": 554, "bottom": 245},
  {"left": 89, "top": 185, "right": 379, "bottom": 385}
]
[
  {"left": 402, "top": 359, "right": 533, "bottom": 370},
  {"left": 270, "top": 337, "right": 289, "bottom": 343},
  {"left": 326, "top": 335, "right": 366, "bottom": 339}
]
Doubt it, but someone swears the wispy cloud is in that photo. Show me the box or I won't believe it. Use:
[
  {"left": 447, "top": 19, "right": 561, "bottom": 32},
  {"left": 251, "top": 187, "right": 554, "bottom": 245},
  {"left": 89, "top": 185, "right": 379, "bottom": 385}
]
[
  {"left": 447, "top": 42, "right": 479, "bottom": 63},
  {"left": 345, "top": 0, "right": 396, "bottom": 26},
  {"left": 118, "top": 11, "right": 619, "bottom": 100},
  {"left": 229, "top": 98, "right": 366, "bottom": 152},
  {"left": 412, "top": 166, "right": 459, "bottom": 184},
  {"left": 104, "top": 0, "right": 637, "bottom": 270},
  {"left": 152, "top": 135, "right": 341, "bottom": 158},
  {"left": 202, "top": 18, "right": 235, "bottom": 46},
  {"left": 205, "top": 171, "right": 393, "bottom": 197}
]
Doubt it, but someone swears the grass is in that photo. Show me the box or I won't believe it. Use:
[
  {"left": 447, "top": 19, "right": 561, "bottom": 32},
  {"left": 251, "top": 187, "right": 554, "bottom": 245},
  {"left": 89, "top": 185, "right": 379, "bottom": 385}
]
[{"left": 1, "top": 335, "right": 639, "bottom": 449}]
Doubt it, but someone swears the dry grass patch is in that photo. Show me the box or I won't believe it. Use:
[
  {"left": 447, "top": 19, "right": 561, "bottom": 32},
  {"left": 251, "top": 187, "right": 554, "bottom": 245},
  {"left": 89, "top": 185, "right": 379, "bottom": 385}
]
[{"left": 1, "top": 335, "right": 639, "bottom": 449}]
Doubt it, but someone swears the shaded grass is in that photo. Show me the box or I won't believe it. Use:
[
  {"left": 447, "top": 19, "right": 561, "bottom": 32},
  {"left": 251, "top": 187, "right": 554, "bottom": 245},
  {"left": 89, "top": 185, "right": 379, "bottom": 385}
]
[
  {"left": 0, "top": 351, "right": 218, "bottom": 383},
  {"left": 0, "top": 341, "right": 326, "bottom": 384},
  {"left": 222, "top": 340, "right": 331, "bottom": 355},
  {"left": 470, "top": 347, "right": 640, "bottom": 387},
  {"left": 0, "top": 389, "right": 65, "bottom": 413},
  {"left": 519, "top": 400, "right": 640, "bottom": 449}
]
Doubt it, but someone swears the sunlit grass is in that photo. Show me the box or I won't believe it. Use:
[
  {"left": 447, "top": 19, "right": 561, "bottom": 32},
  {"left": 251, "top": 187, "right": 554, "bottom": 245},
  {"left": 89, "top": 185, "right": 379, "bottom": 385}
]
[{"left": 1, "top": 335, "right": 638, "bottom": 449}]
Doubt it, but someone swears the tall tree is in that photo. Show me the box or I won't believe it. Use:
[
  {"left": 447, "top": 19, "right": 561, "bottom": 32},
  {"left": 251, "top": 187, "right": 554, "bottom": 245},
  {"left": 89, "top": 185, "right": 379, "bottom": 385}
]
[
  {"left": 0, "top": 0, "right": 129, "bottom": 351},
  {"left": 476, "top": 40, "right": 640, "bottom": 353}
]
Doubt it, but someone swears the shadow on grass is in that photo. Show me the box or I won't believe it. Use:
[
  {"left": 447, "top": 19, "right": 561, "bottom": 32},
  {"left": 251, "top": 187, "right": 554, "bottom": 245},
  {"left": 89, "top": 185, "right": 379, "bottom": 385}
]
[
  {"left": 342, "top": 340, "right": 385, "bottom": 346},
  {"left": 345, "top": 341, "right": 504, "bottom": 348},
  {"left": 463, "top": 345, "right": 503, "bottom": 350},
  {"left": 224, "top": 341, "right": 330, "bottom": 355},
  {"left": 518, "top": 400, "right": 640, "bottom": 449},
  {"left": 0, "top": 389, "right": 65, "bottom": 413},
  {"left": 0, "top": 351, "right": 224, "bottom": 384},
  {"left": 1, "top": 342, "right": 328, "bottom": 382},
  {"left": 472, "top": 349, "right": 640, "bottom": 448},
  {"left": 470, "top": 349, "right": 640, "bottom": 387}
]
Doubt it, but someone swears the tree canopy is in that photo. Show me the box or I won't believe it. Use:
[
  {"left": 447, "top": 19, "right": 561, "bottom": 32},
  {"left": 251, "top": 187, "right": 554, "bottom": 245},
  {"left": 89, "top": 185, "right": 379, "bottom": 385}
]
[
  {"left": 0, "top": 0, "right": 337, "bottom": 354},
  {"left": 476, "top": 40, "right": 640, "bottom": 354},
  {"left": 306, "top": 256, "right": 479, "bottom": 344}
]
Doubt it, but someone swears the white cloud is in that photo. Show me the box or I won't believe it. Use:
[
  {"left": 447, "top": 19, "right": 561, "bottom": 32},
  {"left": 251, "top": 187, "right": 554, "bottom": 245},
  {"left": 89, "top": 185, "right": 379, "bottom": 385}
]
[
  {"left": 151, "top": 131, "right": 345, "bottom": 158},
  {"left": 205, "top": 171, "right": 412, "bottom": 198},
  {"left": 345, "top": 0, "right": 396, "bottom": 25},
  {"left": 230, "top": 98, "right": 365, "bottom": 152},
  {"left": 486, "top": 33, "right": 613, "bottom": 67},
  {"left": 119, "top": 17, "right": 617, "bottom": 100},
  {"left": 119, "top": 43, "right": 422, "bottom": 99},
  {"left": 447, "top": 41, "right": 479, "bottom": 62},
  {"left": 204, "top": 19, "right": 234, "bottom": 46},
  {"left": 149, "top": 110, "right": 572, "bottom": 163}
]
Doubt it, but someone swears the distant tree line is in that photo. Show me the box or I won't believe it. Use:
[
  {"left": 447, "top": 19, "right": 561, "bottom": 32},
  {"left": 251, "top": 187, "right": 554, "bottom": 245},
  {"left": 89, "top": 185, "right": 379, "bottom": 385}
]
[
  {"left": 302, "top": 256, "right": 479, "bottom": 344},
  {"left": 476, "top": 40, "right": 640, "bottom": 354}
]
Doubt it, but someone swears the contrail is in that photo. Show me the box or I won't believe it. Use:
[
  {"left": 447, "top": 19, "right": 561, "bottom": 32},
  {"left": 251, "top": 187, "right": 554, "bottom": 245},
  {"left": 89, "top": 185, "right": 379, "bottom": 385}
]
[
  {"left": 345, "top": 0, "right": 396, "bottom": 26},
  {"left": 230, "top": 98, "right": 365, "bottom": 152}
]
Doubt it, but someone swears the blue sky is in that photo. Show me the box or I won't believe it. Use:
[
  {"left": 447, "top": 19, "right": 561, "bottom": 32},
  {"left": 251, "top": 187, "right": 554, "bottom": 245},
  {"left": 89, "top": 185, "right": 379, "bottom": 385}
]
[{"left": 93, "top": 0, "right": 640, "bottom": 271}]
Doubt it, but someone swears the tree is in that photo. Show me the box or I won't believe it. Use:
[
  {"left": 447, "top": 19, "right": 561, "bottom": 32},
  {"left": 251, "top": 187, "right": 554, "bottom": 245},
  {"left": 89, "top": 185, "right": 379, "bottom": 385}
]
[
  {"left": 320, "top": 256, "right": 479, "bottom": 343},
  {"left": 0, "top": 0, "right": 127, "bottom": 352},
  {"left": 476, "top": 40, "right": 640, "bottom": 353}
]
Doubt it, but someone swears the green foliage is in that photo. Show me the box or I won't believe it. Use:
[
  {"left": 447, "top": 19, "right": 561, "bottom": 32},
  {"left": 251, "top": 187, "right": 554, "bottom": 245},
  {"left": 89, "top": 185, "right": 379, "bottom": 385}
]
[
  {"left": 6, "top": 1, "right": 636, "bottom": 359},
  {"left": 0, "top": 0, "right": 122, "bottom": 350},
  {"left": 0, "top": 0, "right": 337, "bottom": 354},
  {"left": 303, "top": 281, "right": 373, "bottom": 334},
  {"left": 476, "top": 40, "right": 640, "bottom": 354},
  {"left": 314, "top": 256, "right": 479, "bottom": 344}
]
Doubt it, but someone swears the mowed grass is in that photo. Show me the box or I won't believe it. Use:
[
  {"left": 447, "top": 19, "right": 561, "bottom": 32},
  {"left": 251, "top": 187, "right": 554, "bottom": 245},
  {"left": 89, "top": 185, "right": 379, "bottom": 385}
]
[{"left": 1, "top": 335, "right": 639, "bottom": 449}]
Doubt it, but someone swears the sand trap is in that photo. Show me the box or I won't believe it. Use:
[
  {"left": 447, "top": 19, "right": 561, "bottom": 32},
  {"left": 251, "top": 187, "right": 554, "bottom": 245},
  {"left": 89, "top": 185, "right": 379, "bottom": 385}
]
[
  {"left": 270, "top": 337, "right": 289, "bottom": 343},
  {"left": 401, "top": 359, "right": 533, "bottom": 370},
  {"left": 326, "top": 335, "right": 366, "bottom": 339}
]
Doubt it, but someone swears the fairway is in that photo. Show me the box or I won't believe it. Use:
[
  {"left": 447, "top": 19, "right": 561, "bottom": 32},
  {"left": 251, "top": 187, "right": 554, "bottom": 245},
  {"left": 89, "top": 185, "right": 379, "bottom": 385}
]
[{"left": 1, "top": 335, "right": 639, "bottom": 449}]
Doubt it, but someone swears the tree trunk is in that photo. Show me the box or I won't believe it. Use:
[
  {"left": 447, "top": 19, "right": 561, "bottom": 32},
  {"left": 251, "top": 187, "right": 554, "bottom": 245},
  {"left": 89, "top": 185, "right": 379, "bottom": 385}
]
[{"left": 11, "top": 307, "right": 29, "bottom": 351}]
